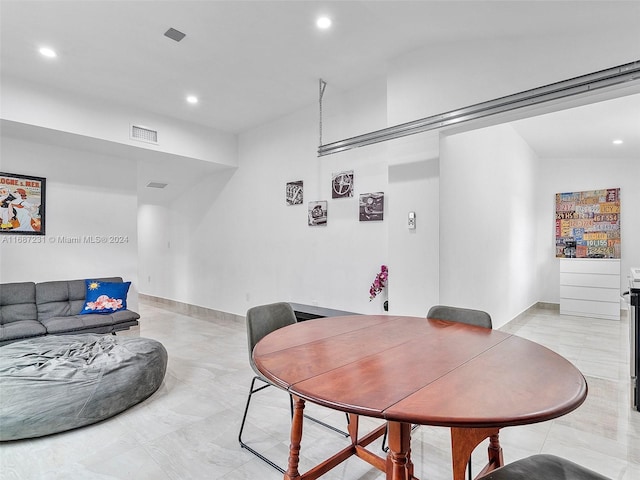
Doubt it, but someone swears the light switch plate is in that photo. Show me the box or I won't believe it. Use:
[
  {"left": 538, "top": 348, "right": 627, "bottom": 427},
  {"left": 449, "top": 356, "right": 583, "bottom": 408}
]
[{"left": 408, "top": 211, "right": 416, "bottom": 229}]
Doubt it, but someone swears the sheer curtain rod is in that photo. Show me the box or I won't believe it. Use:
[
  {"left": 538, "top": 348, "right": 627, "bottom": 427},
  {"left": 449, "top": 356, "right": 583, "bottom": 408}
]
[{"left": 318, "top": 60, "right": 640, "bottom": 157}]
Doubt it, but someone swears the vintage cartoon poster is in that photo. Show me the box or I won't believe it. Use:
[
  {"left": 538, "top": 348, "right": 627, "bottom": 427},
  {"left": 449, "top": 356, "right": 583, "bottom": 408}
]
[
  {"left": 0, "top": 172, "right": 46, "bottom": 235},
  {"left": 555, "top": 188, "right": 620, "bottom": 258}
]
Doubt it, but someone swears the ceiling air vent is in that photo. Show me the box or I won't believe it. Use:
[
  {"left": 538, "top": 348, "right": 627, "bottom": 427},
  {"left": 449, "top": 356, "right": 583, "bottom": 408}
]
[
  {"left": 146, "top": 182, "right": 168, "bottom": 189},
  {"left": 164, "top": 27, "right": 186, "bottom": 42},
  {"left": 131, "top": 125, "right": 158, "bottom": 144}
]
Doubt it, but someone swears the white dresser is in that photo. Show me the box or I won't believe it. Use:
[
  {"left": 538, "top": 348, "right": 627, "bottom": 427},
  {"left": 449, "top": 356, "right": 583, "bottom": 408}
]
[{"left": 560, "top": 258, "right": 621, "bottom": 320}]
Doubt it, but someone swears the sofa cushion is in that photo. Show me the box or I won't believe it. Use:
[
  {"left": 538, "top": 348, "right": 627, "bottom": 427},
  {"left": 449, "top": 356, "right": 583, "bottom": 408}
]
[
  {"left": 40, "top": 310, "right": 140, "bottom": 334},
  {"left": 80, "top": 280, "right": 131, "bottom": 314},
  {"left": 0, "top": 282, "right": 44, "bottom": 344},
  {"left": 0, "top": 282, "right": 37, "bottom": 324},
  {"left": 0, "top": 320, "right": 46, "bottom": 344},
  {"left": 36, "top": 277, "right": 123, "bottom": 321}
]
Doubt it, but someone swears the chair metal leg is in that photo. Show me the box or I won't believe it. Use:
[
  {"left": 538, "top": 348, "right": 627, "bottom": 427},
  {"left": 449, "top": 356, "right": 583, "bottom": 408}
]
[
  {"left": 238, "top": 376, "right": 286, "bottom": 473},
  {"left": 288, "top": 389, "right": 349, "bottom": 437},
  {"left": 303, "top": 412, "right": 350, "bottom": 437},
  {"left": 239, "top": 376, "right": 350, "bottom": 473},
  {"left": 381, "top": 425, "right": 389, "bottom": 452}
]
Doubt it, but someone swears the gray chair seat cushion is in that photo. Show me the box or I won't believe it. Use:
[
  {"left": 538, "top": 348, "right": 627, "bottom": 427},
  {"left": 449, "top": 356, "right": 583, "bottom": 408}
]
[
  {"left": 478, "top": 454, "right": 610, "bottom": 480},
  {"left": 0, "top": 334, "right": 167, "bottom": 441}
]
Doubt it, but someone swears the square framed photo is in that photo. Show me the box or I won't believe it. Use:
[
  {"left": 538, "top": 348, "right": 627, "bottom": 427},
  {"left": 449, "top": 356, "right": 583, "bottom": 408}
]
[
  {"left": 308, "top": 200, "right": 327, "bottom": 226},
  {"left": 359, "top": 192, "right": 384, "bottom": 221},
  {"left": 286, "top": 180, "right": 304, "bottom": 205},
  {"left": 332, "top": 170, "right": 354, "bottom": 199},
  {"left": 0, "top": 172, "right": 46, "bottom": 235}
]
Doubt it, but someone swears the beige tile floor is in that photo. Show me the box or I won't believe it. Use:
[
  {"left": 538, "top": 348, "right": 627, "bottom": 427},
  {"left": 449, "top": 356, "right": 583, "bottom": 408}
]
[{"left": 1, "top": 301, "right": 639, "bottom": 480}]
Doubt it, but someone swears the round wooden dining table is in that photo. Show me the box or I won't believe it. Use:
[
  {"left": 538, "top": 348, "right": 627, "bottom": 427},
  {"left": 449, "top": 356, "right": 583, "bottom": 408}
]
[{"left": 253, "top": 314, "right": 588, "bottom": 480}]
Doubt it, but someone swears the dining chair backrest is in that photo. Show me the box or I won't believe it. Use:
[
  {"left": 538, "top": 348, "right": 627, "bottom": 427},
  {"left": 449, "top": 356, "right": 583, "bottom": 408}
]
[
  {"left": 382, "top": 304, "right": 493, "bottom": 456},
  {"left": 476, "top": 454, "right": 610, "bottom": 480},
  {"left": 240, "top": 301, "right": 350, "bottom": 472},
  {"left": 246, "top": 302, "right": 297, "bottom": 374},
  {"left": 427, "top": 305, "right": 492, "bottom": 329}
]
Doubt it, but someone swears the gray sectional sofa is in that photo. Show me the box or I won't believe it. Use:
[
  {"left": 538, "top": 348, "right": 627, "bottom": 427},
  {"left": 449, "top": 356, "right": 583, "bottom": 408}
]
[{"left": 0, "top": 277, "right": 140, "bottom": 346}]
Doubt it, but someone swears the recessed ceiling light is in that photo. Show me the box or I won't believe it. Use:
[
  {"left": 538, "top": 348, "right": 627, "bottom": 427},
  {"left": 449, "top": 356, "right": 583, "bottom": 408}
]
[
  {"left": 186, "top": 95, "right": 198, "bottom": 104},
  {"left": 612, "top": 139, "right": 623, "bottom": 145},
  {"left": 316, "top": 16, "right": 332, "bottom": 29},
  {"left": 39, "top": 47, "right": 57, "bottom": 58}
]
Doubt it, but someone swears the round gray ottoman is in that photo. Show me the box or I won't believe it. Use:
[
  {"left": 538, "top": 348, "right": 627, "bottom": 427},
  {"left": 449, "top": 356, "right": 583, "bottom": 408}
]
[{"left": 0, "top": 334, "right": 167, "bottom": 441}]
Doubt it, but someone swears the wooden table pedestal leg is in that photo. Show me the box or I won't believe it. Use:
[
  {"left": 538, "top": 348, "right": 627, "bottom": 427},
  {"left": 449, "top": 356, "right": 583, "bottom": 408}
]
[
  {"left": 450, "top": 427, "right": 502, "bottom": 480},
  {"left": 475, "top": 433, "right": 504, "bottom": 479},
  {"left": 385, "top": 422, "right": 414, "bottom": 480},
  {"left": 284, "top": 396, "right": 305, "bottom": 480}
]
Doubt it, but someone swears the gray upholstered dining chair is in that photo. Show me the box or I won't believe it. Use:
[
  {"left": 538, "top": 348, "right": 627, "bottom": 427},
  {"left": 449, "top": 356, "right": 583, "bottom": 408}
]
[
  {"left": 427, "top": 304, "right": 493, "bottom": 329},
  {"left": 476, "top": 454, "right": 611, "bottom": 480},
  {"left": 238, "top": 302, "right": 348, "bottom": 472},
  {"left": 428, "top": 304, "right": 492, "bottom": 480},
  {"left": 381, "top": 304, "right": 493, "bottom": 480}
]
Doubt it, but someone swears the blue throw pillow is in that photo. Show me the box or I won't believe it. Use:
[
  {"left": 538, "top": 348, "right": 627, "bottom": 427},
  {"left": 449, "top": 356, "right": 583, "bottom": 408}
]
[{"left": 80, "top": 280, "right": 131, "bottom": 314}]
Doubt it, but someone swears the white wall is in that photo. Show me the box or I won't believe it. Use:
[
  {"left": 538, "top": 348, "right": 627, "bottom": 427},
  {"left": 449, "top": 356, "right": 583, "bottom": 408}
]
[
  {"left": 536, "top": 157, "right": 639, "bottom": 304},
  {"left": 2, "top": 78, "right": 237, "bottom": 167},
  {"left": 379, "top": 28, "right": 638, "bottom": 325},
  {"left": 439, "top": 124, "right": 539, "bottom": 328},
  {"left": 137, "top": 78, "right": 392, "bottom": 315},
  {"left": 386, "top": 29, "right": 639, "bottom": 126},
  {"left": 0, "top": 136, "right": 139, "bottom": 310},
  {"left": 386, "top": 133, "right": 441, "bottom": 316},
  {"left": 137, "top": 203, "right": 171, "bottom": 298},
  {"left": 4, "top": 27, "right": 638, "bottom": 322}
]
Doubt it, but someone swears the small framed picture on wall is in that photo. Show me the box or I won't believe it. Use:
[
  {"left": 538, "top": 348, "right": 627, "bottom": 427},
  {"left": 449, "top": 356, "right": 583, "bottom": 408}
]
[
  {"left": 359, "top": 192, "right": 384, "bottom": 221},
  {"left": 308, "top": 200, "right": 328, "bottom": 226},
  {"left": 332, "top": 170, "right": 354, "bottom": 198},
  {"left": 0, "top": 172, "right": 46, "bottom": 235},
  {"left": 286, "top": 180, "right": 304, "bottom": 205}
]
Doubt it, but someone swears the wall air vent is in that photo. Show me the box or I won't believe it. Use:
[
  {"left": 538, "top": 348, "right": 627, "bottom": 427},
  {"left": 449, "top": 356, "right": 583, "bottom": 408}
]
[
  {"left": 131, "top": 125, "right": 158, "bottom": 144},
  {"left": 146, "top": 182, "right": 168, "bottom": 189}
]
